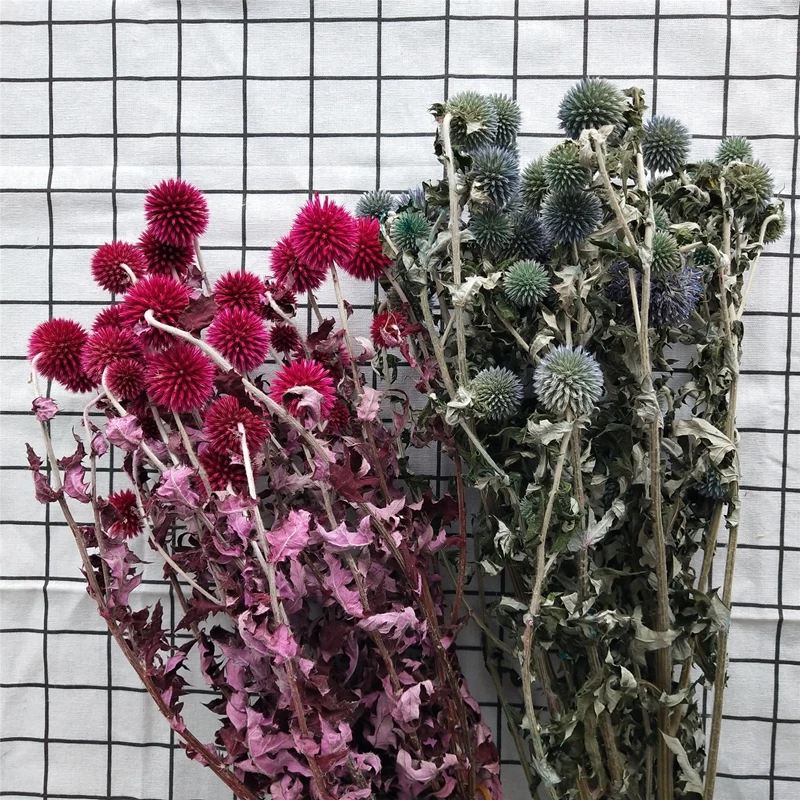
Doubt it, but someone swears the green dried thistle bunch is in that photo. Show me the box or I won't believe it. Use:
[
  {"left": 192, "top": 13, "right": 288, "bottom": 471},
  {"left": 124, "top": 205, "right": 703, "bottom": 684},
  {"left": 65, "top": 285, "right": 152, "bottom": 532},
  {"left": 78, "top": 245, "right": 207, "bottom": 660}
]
[
  {"left": 758, "top": 203, "right": 786, "bottom": 244},
  {"left": 533, "top": 345, "right": 603, "bottom": 417},
  {"left": 356, "top": 189, "right": 396, "bottom": 220},
  {"left": 541, "top": 188, "right": 603, "bottom": 244},
  {"left": 716, "top": 135, "right": 753, "bottom": 165},
  {"left": 725, "top": 159, "right": 774, "bottom": 210},
  {"left": 544, "top": 141, "right": 590, "bottom": 193},
  {"left": 468, "top": 145, "right": 520, "bottom": 207},
  {"left": 692, "top": 245, "right": 717, "bottom": 270},
  {"left": 642, "top": 116, "right": 691, "bottom": 173},
  {"left": 557, "top": 77, "right": 627, "bottom": 140},
  {"left": 652, "top": 203, "right": 671, "bottom": 230},
  {"left": 391, "top": 210, "right": 431, "bottom": 252},
  {"left": 488, "top": 93, "right": 522, "bottom": 148},
  {"left": 470, "top": 208, "right": 513, "bottom": 252},
  {"left": 520, "top": 158, "right": 548, "bottom": 211},
  {"left": 650, "top": 230, "right": 681, "bottom": 276},
  {"left": 443, "top": 91, "right": 498, "bottom": 151},
  {"left": 471, "top": 366, "right": 524, "bottom": 421},
  {"left": 504, "top": 260, "right": 550, "bottom": 307}
]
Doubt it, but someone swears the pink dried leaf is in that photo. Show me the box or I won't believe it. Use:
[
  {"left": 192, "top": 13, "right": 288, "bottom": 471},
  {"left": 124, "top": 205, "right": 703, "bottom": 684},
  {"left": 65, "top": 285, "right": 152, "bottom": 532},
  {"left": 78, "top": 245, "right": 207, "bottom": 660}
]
[
  {"left": 25, "top": 444, "right": 63, "bottom": 504},
  {"left": 105, "top": 415, "right": 143, "bottom": 451},
  {"left": 322, "top": 553, "right": 364, "bottom": 618},
  {"left": 357, "top": 607, "right": 418, "bottom": 638},
  {"left": 396, "top": 749, "right": 459, "bottom": 785},
  {"left": 395, "top": 680, "right": 433, "bottom": 724},
  {"left": 356, "top": 385, "right": 383, "bottom": 423},
  {"left": 314, "top": 518, "right": 373, "bottom": 552},
  {"left": 32, "top": 396, "right": 58, "bottom": 422},
  {"left": 156, "top": 466, "right": 200, "bottom": 516},
  {"left": 58, "top": 439, "right": 90, "bottom": 504},
  {"left": 265, "top": 508, "right": 311, "bottom": 563}
]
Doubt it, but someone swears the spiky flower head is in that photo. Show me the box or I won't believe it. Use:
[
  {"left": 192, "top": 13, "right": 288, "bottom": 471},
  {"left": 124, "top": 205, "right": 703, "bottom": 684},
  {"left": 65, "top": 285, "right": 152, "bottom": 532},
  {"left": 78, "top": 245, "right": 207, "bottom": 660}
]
[
  {"left": 269, "top": 359, "right": 336, "bottom": 426},
  {"left": 207, "top": 307, "right": 270, "bottom": 373},
  {"left": 371, "top": 310, "right": 408, "bottom": 350},
  {"left": 104, "top": 358, "right": 145, "bottom": 401},
  {"left": 650, "top": 230, "right": 681, "bottom": 277},
  {"left": 521, "top": 158, "right": 549, "bottom": 211},
  {"left": 355, "top": 189, "right": 396, "bottom": 220},
  {"left": 28, "top": 318, "right": 89, "bottom": 385},
  {"left": 106, "top": 490, "right": 142, "bottom": 539},
  {"left": 137, "top": 230, "right": 195, "bottom": 278},
  {"left": 398, "top": 186, "right": 426, "bottom": 212},
  {"left": 504, "top": 210, "right": 551, "bottom": 261},
  {"left": 204, "top": 395, "right": 270, "bottom": 455},
  {"left": 533, "top": 345, "right": 603, "bottom": 417},
  {"left": 340, "top": 216, "right": 392, "bottom": 281},
  {"left": 213, "top": 271, "right": 265, "bottom": 314},
  {"left": 470, "top": 208, "right": 513, "bottom": 252},
  {"left": 557, "top": 78, "right": 626, "bottom": 140},
  {"left": 488, "top": 94, "right": 522, "bottom": 147},
  {"left": 544, "top": 141, "right": 589, "bottom": 193},
  {"left": 81, "top": 326, "right": 142, "bottom": 383},
  {"left": 290, "top": 195, "right": 357, "bottom": 273},
  {"left": 504, "top": 260, "right": 550, "bottom": 307},
  {"left": 199, "top": 445, "right": 248, "bottom": 493},
  {"left": 118, "top": 275, "right": 191, "bottom": 349},
  {"left": 758, "top": 203, "right": 786, "bottom": 244},
  {"left": 270, "top": 321, "right": 302, "bottom": 354},
  {"left": 146, "top": 342, "right": 215, "bottom": 412},
  {"left": 725, "top": 160, "right": 774, "bottom": 209},
  {"left": 541, "top": 189, "right": 603, "bottom": 244},
  {"left": 443, "top": 91, "right": 498, "bottom": 151},
  {"left": 468, "top": 145, "right": 520, "bottom": 207},
  {"left": 716, "top": 135, "right": 753, "bottom": 165},
  {"left": 691, "top": 246, "right": 716, "bottom": 270},
  {"left": 92, "top": 306, "right": 123, "bottom": 332},
  {"left": 652, "top": 203, "right": 671, "bottom": 230},
  {"left": 392, "top": 211, "right": 432, "bottom": 252},
  {"left": 519, "top": 495, "right": 540, "bottom": 527},
  {"left": 471, "top": 367, "right": 524, "bottom": 421},
  {"left": 696, "top": 470, "right": 726, "bottom": 500},
  {"left": 642, "top": 116, "right": 691, "bottom": 173},
  {"left": 270, "top": 235, "right": 328, "bottom": 293},
  {"left": 144, "top": 179, "right": 209, "bottom": 247},
  {"left": 91, "top": 242, "right": 147, "bottom": 294}
]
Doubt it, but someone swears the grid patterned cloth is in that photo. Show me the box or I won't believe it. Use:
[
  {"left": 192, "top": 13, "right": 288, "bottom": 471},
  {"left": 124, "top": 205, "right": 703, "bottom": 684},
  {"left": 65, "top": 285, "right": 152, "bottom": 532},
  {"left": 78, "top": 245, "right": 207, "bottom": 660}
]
[{"left": 1, "top": 1, "right": 798, "bottom": 798}]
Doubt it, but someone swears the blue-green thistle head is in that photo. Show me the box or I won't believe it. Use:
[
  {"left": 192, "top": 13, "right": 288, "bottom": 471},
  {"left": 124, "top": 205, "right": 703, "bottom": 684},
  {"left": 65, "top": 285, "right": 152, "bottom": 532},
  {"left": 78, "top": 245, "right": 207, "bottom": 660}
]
[
  {"left": 488, "top": 94, "right": 522, "bottom": 148},
  {"left": 716, "top": 135, "right": 753, "bottom": 165},
  {"left": 544, "top": 141, "right": 590, "bottom": 193},
  {"left": 471, "top": 366, "right": 524, "bottom": 421},
  {"left": 650, "top": 230, "right": 681, "bottom": 276},
  {"left": 469, "top": 145, "right": 520, "bottom": 207},
  {"left": 642, "top": 116, "right": 691, "bottom": 173},
  {"left": 533, "top": 345, "right": 603, "bottom": 417},
  {"left": 652, "top": 203, "right": 671, "bottom": 230},
  {"left": 758, "top": 203, "right": 786, "bottom": 244},
  {"left": 470, "top": 208, "right": 513, "bottom": 252},
  {"left": 391, "top": 211, "right": 432, "bottom": 252},
  {"left": 541, "top": 189, "right": 603, "bottom": 244},
  {"left": 691, "top": 246, "right": 717, "bottom": 270},
  {"left": 504, "top": 210, "right": 551, "bottom": 262},
  {"left": 521, "top": 158, "right": 549, "bottom": 210},
  {"left": 356, "top": 189, "right": 396, "bottom": 220},
  {"left": 557, "top": 78, "right": 626, "bottom": 140},
  {"left": 725, "top": 160, "right": 774, "bottom": 209},
  {"left": 444, "top": 91, "right": 498, "bottom": 151},
  {"left": 399, "top": 185, "right": 426, "bottom": 211},
  {"left": 504, "top": 260, "right": 550, "bottom": 307}
]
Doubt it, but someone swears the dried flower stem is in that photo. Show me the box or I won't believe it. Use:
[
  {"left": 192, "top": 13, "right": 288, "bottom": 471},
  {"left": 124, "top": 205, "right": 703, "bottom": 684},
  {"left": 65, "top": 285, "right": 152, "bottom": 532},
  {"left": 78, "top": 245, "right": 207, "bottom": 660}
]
[{"left": 192, "top": 236, "right": 212, "bottom": 292}]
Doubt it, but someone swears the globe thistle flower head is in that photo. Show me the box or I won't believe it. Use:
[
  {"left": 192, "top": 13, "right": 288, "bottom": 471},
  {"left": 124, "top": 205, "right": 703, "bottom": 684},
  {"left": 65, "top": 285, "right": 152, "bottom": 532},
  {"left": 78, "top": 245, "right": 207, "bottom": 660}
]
[
  {"left": 392, "top": 211, "right": 432, "bottom": 252},
  {"left": 758, "top": 204, "right": 786, "bottom": 244},
  {"left": 470, "top": 207, "right": 513, "bottom": 252},
  {"left": 371, "top": 310, "right": 408, "bottom": 350},
  {"left": 696, "top": 470, "right": 726, "bottom": 500},
  {"left": 199, "top": 446, "right": 248, "bottom": 493},
  {"left": 146, "top": 342, "right": 215, "bottom": 413},
  {"left": 488, "top": 94, "right": 522, "bottom": 147},
  {"left": 325, "top": 399, "right": 351, "bottom": 433},
  {"left": 652, "top": 203, "right": 671, "bottom": 230},
  {"left": 533, "top": 345, "right": 603, "bottom": 417},
  {"left": 340, "top": 216, "right": 392, "bottom": 281},
  {"left": 398, "top": 185, "right": 426, "bottom": 212},
  {"left": 270, "top": 234, "right": 328, "bottom": 294},
  {"left": 107, "top": 490, "right": 142, "bottom": 539},
  {"left": 206, "top": 307, "right": 270, "bottom": 373},
  {"left": 691, "top": 246, "right": 717, "bottom": 270},
  {"left": 270, "top": 321, "right": 302, "bottom": 354},
  {"left": 521, "top": 158, "right": 548, "bottom": 211},
  {"left": 137, "top": 229, "right": 195, "bottom": 278},
  {"left": 725, "top": 160, "right": 774, "bottom": 209},
  {"left": 504, "top": 260, "right": 550, "bottom": 307},
  {"left": 144, "top": 179, "right": 209, "bottom": 247},
  {"left": 650, "top": 230, "right": 681, "bottom": 276},
  {"left": 468, "top": 145, "right": 520, "bottom": 207},
  {"left": 519, "top": 495, "right": 540, "bottom": 527},
  {"left": 504, "top": 210, "right": 551, "bottom": 261},
  {"left": 203, "top": 395, "right": 270, "bottom": 455},
  {"left": 471, "top": 366, "right": 524, "bottom": 422},
  {"left": 269, "top": 359, "right": 336, "bottom": 426},
  {"left": 716, "top": 135, "right": 753, "bottom": 165},
  {"left": 649, "top": 264, "right": 703, "bottom": 327},
  {"left": 443, "top": 91, "right": 498, "bottom": 151},
  {"left": 544, "top": 141, "right": 590, "bottom": 193},
  {"left": 63, "top": 369, "right": 99, "bottom": 394},
  {"left": 104, "top": 357, "right": 146, "bottom": 401},
  {"left": 557, "top": 78, "right": 626, "bottom": 140},
  {"left": 642, "top": 116, "right": 691, "bottom": 173},
  {"left": 213, "top": 271, "right": 264, "bottom": 314},
  {"left": 118, "top": 275, "right": 191, "bottom": 349},
  {"left": 355, "top": 189, "right": 396, "bottom": 220},
  {"left": 28, "top": 318, "right": 89, "bottom": 385},
  {"left": 541, "top": 189, "right": 603, "bottom": 244},
  {"left": 92, "top": 306, "right": 123, "bottom": 332},
  {"left": 81, "top": 325, "right": 143, "bottom": 383},
  {"left": 91, "top": 242, "right": 147, "bottom": 294},
  {"left": 290, "top": 195, "right": 357, "bottom": 273}
]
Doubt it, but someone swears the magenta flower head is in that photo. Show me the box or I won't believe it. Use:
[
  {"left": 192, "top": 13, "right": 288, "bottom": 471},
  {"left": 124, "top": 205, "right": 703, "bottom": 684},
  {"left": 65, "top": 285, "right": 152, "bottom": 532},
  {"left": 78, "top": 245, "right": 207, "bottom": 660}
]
[
  {"left": 340, "top": 216, "right": 392, "bottom": 281},
  {"left": 270, "top": 235, "right": 327, "bottom": 294},
  {"left": 81, "top": 326, "right": 143, "bottom": 383},
  {"left": 289, "top": 195, "right": 357, "bottom": 274},
  {"left": 371, "top": 309, "right": 407, "bottom": 349},
  {"left": 270, "top": 321, "right": 302, "bottom": 355},
  {"left": 146, "top": 342, "right": 215, "bottom": 412},
  {"left": 91, "top": 242, "right": 147, "bottom": 294},
  {"left": 28, "top": 318, "right": 89, "bottom": 385},
  {"left": 198, "top": 445, "right": 248, "bottom": 493},
  {"left": 106, "top": 489, "right": 142, "bottom": 539},
  {"left": 138, "top": 229, "right": 195, "bottom": 278},
  {"left": 144, "top": 179, "right": 209, "bottom": 247},
  {"left": 206, "top": 307, "right": 270, "bottom": 373},
  {"left": 203, "top": 395, "right": 271, "bottom": 455},
  {"left": 269, "top": 358, "right": 336, "bottom": 426},
  {"left": 213, "top": 270, "right": 264, "bottom": 314},
  {"left": 119, "top": 275, "right": 191, "bottom": 349},
  {"left": 105, "top": 357, "right": 146, "bottom": 401},
  {"left": 92, "top": 306, "right": 123, "bottom": 332}
]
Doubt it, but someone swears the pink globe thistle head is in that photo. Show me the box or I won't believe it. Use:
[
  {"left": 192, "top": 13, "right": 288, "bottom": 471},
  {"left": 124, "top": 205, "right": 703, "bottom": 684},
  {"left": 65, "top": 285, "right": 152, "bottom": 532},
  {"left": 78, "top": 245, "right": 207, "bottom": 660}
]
[
  {"left": 144, "top": 179, "right": 209, "bottom": 247},
  {"left": 270, "top": 322, "right": 302, "bottom": 355},
  {"left": 325, "top": 399, "right": 351, "bottom": 433},
  {"left": 107, "top": 489, "right": 142, "bottom": 539},
  {"left": 138, "top": 229, "right": 195, "bottom": 278},
  {"left": 371, "top": 309, "right": 408, "bottom": 349},
  {"left": 213, "top": 270, "right": 265, "bottom": 314},
  {"left": 206, "top": 307, "right": 270, "bottom": 373},
  {"left": 28, "top": 318, "right": 89, "bottom": 385},
  {"left": 81, "top": 326, "right": 143, "bottom": 383},
  {"left": 270, "top": 235, "right": 328, "bottom": 294},
  {"left": 63, "top": 368, "right": 99, "bottom": 394},
  {"left": 91, "top": 241, "right": 147, "bottom": 294},
  {"left": 92, "top": 305, "right": 123, "bottom": 332},
  {"left": 146, "top": 342, "right": 215, "bottom": 413},
  {"left": 289, "top": 195, "right": 357, "bottom": 275},
  {"left": 105, "top": 358, "right": 146, "bottom": 401},
  {"left": 263, "top": 279, "right": 297, "bottom": 321},
  {"left": 119, "top": 274, "right": 191, "bottom": 349},
  {"left": 199, "top": 445, "right": 248, "bottom": 493},
  {"left": 340, "top": 216, "right": 392, "bottom": 281},
  {"left": 203, "top": 395, "right": 271, "bottom": 455},
  {"left": 269, "top": 359, "right": 335, "bottom": 426}
]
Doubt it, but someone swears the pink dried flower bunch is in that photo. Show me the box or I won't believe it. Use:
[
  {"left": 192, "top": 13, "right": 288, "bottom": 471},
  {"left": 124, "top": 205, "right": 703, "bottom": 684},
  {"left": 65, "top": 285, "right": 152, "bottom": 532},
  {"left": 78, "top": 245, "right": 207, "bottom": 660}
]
[{"left": 26, "top": 183, "right": 500, "bottom": 800}]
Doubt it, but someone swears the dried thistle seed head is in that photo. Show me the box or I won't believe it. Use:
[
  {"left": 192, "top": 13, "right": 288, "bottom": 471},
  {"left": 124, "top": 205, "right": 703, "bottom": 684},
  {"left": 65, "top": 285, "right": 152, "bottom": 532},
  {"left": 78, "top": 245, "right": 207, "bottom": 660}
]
[
  {"left": 504, "top": 209, "right": 551, "bottom": 262},
  {"left": 652, "top": 203, "right": 671, "bottom": 230},
  {"left": 649, "top": 265, "right": 703, "bottom": 327},
  {"left": 504, "top": 260, "right": 550, "bottom": 307},
  {"left": 521, "top": 158, "right": 549, "bottom": 211},
  {"left": 533, "top": 345, "right": 603, "bottom": 417},
  {"left": 650, "top": 230, "right": 681, "bottom": 276},
  {"left": 541, "top": 189, "right": 603, "bottom": 244},
  {"left": 468, "top": 145, "right": 520, "bottom": 207},
  {"left": 543, "top": 141, "right": 590, "bottom": 193},
  {"left": 470, "top": 208, "right": 513, "bottom": 252},
  {"left": 444, "top": 91, "right": 498, "bottom": 151},
  {"left": 391, "top": 211, "right": 432, "bottom": 252},
  {"left": 557, "top": 78, "right": 626, "bottom": 140},
  {"left": 488, "top": 93, "right": 522, "bottom": 147},
  {"left": 471, "top": 366, "right": 524, "bottom": 421},
  {"left": 356, "top": 189, "right": 396, "bottom": 220},
  {"left": 725, "top": 160, "right": 774, "bottom": 209},
  {"left": 758, "top": 203, "right": 787, "bottom": 244},
  {"left": 716, "top": 135, "right": 753, "bottom": 165},
  {"left": 691, "top": 246, "right": 717, "bottom": 270},
  {"left": 642, "top": 116, "right": 691, "bottom": 174}
]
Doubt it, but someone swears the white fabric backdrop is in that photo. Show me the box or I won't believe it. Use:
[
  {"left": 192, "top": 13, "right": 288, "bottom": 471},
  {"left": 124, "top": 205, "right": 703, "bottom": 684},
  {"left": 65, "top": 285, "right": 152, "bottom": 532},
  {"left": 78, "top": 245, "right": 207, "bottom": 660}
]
[{"left": 1, "top": 1, "right": 798, "bottom": 798}]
